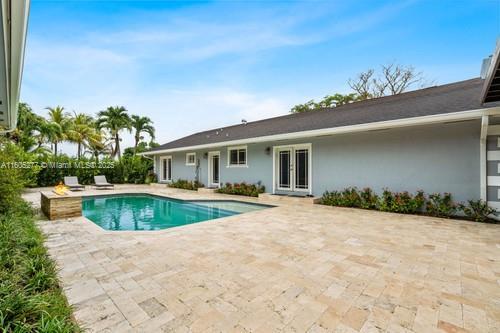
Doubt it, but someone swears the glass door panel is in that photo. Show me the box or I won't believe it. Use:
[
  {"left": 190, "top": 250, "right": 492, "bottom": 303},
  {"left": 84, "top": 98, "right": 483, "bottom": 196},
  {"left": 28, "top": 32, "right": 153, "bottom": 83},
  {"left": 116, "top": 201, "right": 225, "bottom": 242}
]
[
  {"left": 278, "top": 150, "right": 291, "bottom": 189},
  {"left": 212, "top": 155, "right": 219, "bottom": 184},
  {"left": 295, "top": 149, "right": 308, "bottom": 190}
]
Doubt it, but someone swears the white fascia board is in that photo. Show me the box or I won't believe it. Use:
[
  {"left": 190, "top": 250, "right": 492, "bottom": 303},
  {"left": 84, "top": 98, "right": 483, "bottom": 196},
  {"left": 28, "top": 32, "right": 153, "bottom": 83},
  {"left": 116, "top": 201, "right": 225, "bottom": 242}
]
[
  {"left": 141, "top": 106, "right": 500, "bottom": 156},
  {"left": 9, "top": 0, "right": 30, "bottom": 131}
]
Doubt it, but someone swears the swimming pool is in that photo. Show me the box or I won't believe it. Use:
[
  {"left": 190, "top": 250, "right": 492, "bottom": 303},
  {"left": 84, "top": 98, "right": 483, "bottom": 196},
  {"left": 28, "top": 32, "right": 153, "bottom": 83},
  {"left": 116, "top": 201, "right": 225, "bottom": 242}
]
[{"left": 82, "top": 194, "right": 271, "bottom": 231}]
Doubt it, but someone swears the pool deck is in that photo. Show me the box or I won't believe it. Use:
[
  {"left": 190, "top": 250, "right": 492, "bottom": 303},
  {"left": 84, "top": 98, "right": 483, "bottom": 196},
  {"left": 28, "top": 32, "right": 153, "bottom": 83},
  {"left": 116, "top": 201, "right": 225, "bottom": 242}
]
[{"left": 24, "top": 185, "right": 500, "bottom": 332}]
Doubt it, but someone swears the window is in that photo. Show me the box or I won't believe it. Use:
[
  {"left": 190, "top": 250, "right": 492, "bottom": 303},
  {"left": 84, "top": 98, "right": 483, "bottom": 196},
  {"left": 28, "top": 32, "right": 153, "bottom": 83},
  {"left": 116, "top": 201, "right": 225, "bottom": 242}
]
[
  {"left": 160, "top": 156, "right": 172, "bottom": 181},
  {"left": 186, "top": 152, "right": 196, "bottom": 166},
  {"left": 228, "top": 146, "right": 247, "bottom": 166}
]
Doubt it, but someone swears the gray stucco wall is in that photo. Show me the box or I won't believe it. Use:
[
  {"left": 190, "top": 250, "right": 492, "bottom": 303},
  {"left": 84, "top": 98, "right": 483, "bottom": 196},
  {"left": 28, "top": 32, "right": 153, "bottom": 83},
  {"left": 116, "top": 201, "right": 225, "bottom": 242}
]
[{"left": 154, "top": 120, "right": 480, "bottom": 202}]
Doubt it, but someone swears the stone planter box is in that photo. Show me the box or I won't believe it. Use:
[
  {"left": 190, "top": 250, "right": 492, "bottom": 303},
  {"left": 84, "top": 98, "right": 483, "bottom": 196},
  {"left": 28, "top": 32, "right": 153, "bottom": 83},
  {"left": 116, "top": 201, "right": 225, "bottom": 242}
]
[{"left": 41, "top": 192, "right": 82, "bottom": 220}]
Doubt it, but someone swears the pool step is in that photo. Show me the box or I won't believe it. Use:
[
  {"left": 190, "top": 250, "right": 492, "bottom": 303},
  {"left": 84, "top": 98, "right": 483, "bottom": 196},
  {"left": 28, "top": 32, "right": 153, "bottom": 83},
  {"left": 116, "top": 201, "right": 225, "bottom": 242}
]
[{"left": 258, "top": 193, "right": 321, "bottom": 205}]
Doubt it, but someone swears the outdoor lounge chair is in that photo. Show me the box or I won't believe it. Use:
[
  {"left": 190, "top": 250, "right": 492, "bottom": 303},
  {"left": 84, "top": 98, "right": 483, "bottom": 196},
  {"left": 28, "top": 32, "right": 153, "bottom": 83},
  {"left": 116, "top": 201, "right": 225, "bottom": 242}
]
[
  {"left": 94, "top": 175, "right": 114, "bottom": 190},
  {"left": 64, "top": 176, "right": 85, "bottom": 191}
]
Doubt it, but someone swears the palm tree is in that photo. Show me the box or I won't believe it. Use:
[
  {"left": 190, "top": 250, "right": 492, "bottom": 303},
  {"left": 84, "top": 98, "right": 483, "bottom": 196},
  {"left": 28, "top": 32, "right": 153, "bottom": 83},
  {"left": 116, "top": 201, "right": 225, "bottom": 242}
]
[
  {"left": 46, "top": 106, "right": 70, "bottom": 156},
  {"left": 85, "top": 130, "right": 112, "bottom": 162},
  {"left": 131, "top": 115, "right": 155, "bottom": 154},
  {"left": 96, "top": 106, "right": 131, "bottom": 159},
  {"left": 67, "top": 112, "right": 99, "bottom": 159},
  {"left": 35, "top": 119, "right": 61, "bottom": 151}
]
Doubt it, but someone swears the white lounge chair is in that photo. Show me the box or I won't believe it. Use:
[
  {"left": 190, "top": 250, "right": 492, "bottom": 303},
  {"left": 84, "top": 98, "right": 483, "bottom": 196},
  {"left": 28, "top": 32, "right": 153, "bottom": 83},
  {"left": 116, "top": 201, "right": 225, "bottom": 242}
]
[
  {"left": 64, "top": 176, "right": 85, "bottom": 191},
  {"left": 94, "top": 175, "right": 114, "bottom": 190}
]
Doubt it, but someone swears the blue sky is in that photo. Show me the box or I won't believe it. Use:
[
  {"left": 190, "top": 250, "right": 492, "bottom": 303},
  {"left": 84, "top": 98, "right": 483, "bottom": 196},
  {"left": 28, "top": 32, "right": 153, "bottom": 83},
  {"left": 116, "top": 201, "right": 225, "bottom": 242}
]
[{"left": 21, "top": 0, "right": 500, "bottom": 152}]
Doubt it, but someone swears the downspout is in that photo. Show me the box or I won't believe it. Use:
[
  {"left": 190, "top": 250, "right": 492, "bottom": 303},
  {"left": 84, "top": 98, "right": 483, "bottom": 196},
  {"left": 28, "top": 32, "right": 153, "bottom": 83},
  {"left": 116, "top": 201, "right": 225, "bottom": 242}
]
[{"left": 480, "top": 115, "right": 489, "bottom": 201}]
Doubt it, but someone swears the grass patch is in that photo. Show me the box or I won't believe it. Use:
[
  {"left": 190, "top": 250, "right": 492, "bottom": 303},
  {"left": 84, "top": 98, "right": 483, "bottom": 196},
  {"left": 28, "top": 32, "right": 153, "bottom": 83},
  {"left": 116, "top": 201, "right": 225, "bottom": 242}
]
[{"left": 0, "top": 200, "right": 79, "bottom": 332}]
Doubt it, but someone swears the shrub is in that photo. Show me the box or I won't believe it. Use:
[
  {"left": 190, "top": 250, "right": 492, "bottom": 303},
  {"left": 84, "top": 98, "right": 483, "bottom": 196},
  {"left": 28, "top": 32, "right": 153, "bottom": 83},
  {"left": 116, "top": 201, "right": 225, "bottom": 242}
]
[
  {"left": 360, "top": 187, "right": 379, "bottom": 209},
  {"left": 321, "top": 190, "right": 343, "bottom": 206},
  {"left": 0, "top": 141, "right": 41, "bottom": 212},
  {"left": 169, "top": 179, "right": 204, "bottom": 191},
  {"left": 216, "top": 182, "right": 265, "bottom": 197},
  {"left": 379, "top": 189, "right": 425, "bottom": 214},
  {"left": 460, "top": 200, "right": 498, "bottom": 223},
  {"left": 426, "top": 193, "right": 457, "bottom": 218},
  {"left": 340, "top": 187, "right": 362, "bottom": 207},
  {"left": 322, "top": 187, "right": 377, "bottom": 209}
]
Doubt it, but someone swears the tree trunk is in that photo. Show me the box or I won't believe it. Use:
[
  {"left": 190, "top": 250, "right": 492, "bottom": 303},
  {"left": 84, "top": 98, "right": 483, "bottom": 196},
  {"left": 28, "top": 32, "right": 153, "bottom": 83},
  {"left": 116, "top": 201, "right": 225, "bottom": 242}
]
[
  {"left": 77, "top": 143, "right": 81, "bottom": 159},
  {"left": 115, "top": 133, "right": 121, "bottom": 160},
  {"left": 54, "top": 141, "right": 58, "bottom": 156},
  {"left": 134, "top": 134, "right": 139, "bottom": 155}
]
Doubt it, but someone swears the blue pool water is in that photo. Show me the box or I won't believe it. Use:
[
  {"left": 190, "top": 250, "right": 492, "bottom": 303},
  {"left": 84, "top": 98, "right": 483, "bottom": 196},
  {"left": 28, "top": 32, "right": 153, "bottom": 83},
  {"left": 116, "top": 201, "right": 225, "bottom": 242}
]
[{"left": 82, "top": 194, "right": 270, "bottom": 231}]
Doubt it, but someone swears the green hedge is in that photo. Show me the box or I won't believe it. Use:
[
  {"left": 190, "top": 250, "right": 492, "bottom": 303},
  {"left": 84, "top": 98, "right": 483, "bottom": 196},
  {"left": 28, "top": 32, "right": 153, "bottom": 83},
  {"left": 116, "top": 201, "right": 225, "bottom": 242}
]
[
  {"left": 169, "top": 179, "right": 203, "bottom": 191},
  {"left": 216, "top": 182, "right": 265, "bottom": 197},
  {"left": 320, "top": 187, "right": 498, "bottom": 223},
  {"left": 35, "top": 155, "right": 155, "bottom": 187}
]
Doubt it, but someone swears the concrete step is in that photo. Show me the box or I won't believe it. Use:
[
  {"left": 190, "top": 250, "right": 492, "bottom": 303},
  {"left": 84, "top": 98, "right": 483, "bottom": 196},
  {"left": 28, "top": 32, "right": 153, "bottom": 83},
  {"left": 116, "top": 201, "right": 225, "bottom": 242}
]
[{"left": 198, "top": 187, "right": 217, "bottom": 194}]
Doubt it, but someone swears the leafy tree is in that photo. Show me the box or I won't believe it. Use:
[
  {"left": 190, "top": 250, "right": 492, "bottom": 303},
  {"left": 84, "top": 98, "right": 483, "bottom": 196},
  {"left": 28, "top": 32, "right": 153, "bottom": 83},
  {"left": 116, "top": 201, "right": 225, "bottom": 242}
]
[
  {"left": 291, "top": 62, "right": 427, "bottom": 113},
  {"left": 96, "top": 106, "right": 131, "bottom": 159},
  {"left": 8, "top": 103, "right": 43, "bottom": 151},
  {"left": 131, "top": 115, "right": 155, "bottom": 154},
  {"left": 46, "top": 106, "right": 70, "bottom": 156},
  {"left": 290, "top": 93, "right": 360, "bottom": 113}
]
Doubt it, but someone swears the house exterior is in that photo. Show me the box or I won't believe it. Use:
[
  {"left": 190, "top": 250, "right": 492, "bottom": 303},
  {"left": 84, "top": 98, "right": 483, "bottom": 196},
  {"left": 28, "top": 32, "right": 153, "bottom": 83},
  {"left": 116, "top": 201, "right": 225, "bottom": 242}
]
[{"left": 143, "top": 49, "right": 500, "bottom": 209}]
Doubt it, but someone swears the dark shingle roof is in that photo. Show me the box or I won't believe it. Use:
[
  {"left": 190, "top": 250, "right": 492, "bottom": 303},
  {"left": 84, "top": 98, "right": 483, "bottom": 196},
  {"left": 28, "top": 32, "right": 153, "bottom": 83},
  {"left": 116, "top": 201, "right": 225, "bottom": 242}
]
[{"left": 150, "top": 78, "right": 496, "bottom": 152}]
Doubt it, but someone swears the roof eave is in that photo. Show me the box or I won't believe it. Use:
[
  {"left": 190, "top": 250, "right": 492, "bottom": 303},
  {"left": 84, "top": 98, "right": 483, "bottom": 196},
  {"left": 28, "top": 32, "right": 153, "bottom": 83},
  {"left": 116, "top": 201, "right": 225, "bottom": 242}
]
[
  {"left": 481, "top": 40, "right": 500, "bottom": 104},
  {"left": 142, "top": 106, "right": 500, "bottom": 156},
  {"left": 0, "top": 0, "right": 30, "bottom": 134}
]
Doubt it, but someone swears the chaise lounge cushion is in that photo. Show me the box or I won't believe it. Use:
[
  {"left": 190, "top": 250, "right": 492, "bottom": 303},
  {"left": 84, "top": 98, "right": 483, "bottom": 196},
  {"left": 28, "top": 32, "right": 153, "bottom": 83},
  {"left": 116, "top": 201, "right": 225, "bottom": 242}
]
[
  {"left": 94, "top": 175, "right": 114, "bottom": 189},
  {"left": 64, "top": 176, "right": 85, "bottom": 191}
]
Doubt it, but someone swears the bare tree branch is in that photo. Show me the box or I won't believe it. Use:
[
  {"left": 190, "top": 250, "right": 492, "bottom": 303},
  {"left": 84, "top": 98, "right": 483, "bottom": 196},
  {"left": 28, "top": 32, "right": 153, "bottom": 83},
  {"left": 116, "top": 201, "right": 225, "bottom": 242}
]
[
  {"left": 348, "top": 69, "right": 374, "bottom": 100},
  {"left": 349, "top": 62, "right": 426, "bottom": 100}
]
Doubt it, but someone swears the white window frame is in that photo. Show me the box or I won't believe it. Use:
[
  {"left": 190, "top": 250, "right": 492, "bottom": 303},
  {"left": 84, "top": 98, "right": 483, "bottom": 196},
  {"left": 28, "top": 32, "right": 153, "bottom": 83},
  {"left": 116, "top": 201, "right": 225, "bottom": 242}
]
[
  {"left": 227, "top": 145, "right": 248, "bottom": 167},
  {"left": 185, "top": 152, "right": 196, "bottom": 166},
  {"left": 160, "top": 156, "right": 172, "bottom": 182}
]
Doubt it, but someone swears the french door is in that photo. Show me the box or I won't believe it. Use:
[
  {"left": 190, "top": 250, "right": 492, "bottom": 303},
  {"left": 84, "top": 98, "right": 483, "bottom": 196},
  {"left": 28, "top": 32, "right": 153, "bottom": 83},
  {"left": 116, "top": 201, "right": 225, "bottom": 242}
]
[
  {"left": 208, "top": 151, "right": 220, "bottom": 188},
  {"left": 275, "top": 144, "right": 311, "bottom": 193},
  {"left": 160, "top": 156, "right": 172, "bottom": 182}
]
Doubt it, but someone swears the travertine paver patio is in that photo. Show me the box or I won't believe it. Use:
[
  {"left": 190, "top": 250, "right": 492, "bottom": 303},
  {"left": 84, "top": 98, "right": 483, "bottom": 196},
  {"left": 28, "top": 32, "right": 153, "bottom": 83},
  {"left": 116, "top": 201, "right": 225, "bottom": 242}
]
[{"left": 26, "top": 186, "right": 500, "bottom": 332}]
